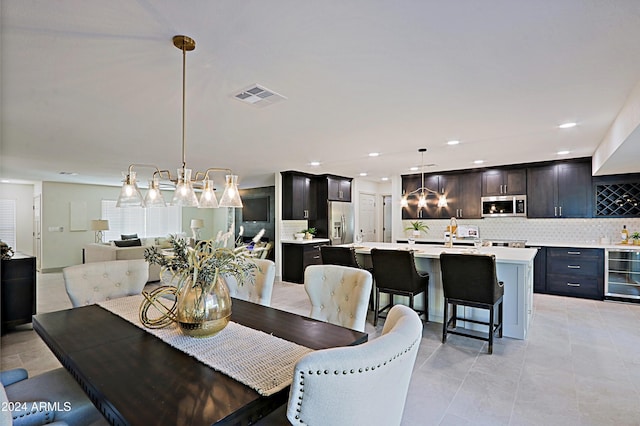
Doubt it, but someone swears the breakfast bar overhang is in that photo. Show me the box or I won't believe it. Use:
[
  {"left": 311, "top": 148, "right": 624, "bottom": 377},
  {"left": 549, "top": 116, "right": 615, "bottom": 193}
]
[{"left": 353, "top": 243, "right": 537, "bottom": 340}]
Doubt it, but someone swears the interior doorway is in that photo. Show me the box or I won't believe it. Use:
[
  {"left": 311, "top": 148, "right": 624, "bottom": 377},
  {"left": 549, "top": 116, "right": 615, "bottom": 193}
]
[
  {"left": 33, "top": 195, "right": 41, "bottom": 271},
  {"left": 358, "top": 192, "right": 376, "bottom": 242},
  {"left": 382, "top": 195, "right": 392, "bottom": 243}
]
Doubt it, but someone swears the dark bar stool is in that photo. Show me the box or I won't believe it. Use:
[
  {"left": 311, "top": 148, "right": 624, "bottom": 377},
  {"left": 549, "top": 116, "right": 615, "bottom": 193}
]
[
  {"left": 439, "top": 253, "right": 504, "bottom": 354},
  {"left": 370, "top": 248, "right": 429, "bottom": 326},
  {"left": 320, "top": 246, "right": 375, "bottom": 309}
]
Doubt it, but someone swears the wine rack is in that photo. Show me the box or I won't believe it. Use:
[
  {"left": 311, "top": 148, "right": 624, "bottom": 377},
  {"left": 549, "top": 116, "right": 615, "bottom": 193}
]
[{"left": 595, "top": 182, "right": 640, "bottom": 217}]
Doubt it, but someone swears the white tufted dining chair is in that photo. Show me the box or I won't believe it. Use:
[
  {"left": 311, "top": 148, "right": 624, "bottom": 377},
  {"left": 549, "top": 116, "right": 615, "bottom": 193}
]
[
  {"left": 223, "top": 258, "right": 276, "bottom": 306},
  {"left": 304, "top": 264, "right": 372, "bottom": 332},
  {"left": 63, "top": 259, "right": 148, "bottom": 307},
  {"left": 257, "top": 304, "right": 422, "bottom": 426}
]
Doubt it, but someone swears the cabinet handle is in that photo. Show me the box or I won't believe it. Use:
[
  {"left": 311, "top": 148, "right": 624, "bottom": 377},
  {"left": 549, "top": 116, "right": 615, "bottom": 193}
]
[
  {"left": 500, "top": 184, "right": 503, "bottom": 194},
  {"left": 567, "top": 283, "right": 581, "bottom": 287},
  {"left": 554, "top": 206, "right": 557, "bottom": 216},
  {"left": 339, "top": 190, "right": 343, "bottom": 199},
  {"left": 559, "top": 206, "right": 562, "bottom": 216},
  {"left": 313, "top": 256, "right": 320, "bottom": 259},
  {"left": 504, "top": 184, "right": 507, "bottom": 193},
  {"left": 567, "top": 265, "right": 581, "bottom": 269},
  {"left": 303, "top": 210, "right": 309, "bottom": 219},
  {"left": 567, "top": 251, "right": 581, "bottom": 255}
]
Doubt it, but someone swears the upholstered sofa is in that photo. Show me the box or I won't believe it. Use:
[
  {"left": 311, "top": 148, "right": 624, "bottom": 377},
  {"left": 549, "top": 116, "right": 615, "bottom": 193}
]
[{"left": 83, "top": 243, "right": 161, "bottom": 282}]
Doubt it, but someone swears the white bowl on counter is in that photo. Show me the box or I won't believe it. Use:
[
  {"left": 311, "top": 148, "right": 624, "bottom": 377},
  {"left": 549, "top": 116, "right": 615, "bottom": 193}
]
[{"left": 294, "top": 233, "right": 305, "bottom": 241}]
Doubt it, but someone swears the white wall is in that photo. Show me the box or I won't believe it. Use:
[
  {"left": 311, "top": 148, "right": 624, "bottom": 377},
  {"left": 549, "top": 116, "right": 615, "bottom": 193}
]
[
  {"left": 0, "top": 182, "right": 35, "bottom": 255},
  {"left": 352, "top": 178, "right": 392, "bottom": 242},
  {"left": 38, "top": 182, "right": 231, "bottom": 271}
]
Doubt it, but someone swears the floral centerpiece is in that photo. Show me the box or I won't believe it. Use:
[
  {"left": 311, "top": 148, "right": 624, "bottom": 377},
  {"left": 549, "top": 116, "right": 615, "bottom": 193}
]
[{"left": 143, "top": 230, "right": 257, "bottom": 337}]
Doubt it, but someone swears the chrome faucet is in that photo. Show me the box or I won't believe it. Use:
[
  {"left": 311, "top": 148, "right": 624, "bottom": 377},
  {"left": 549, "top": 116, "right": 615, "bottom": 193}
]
[{"left": 445, "top": 216, "right": 458, "bottom": 248}]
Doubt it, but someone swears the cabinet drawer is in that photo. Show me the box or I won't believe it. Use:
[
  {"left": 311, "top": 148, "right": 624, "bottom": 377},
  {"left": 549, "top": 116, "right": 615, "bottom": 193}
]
[
  {"left": 547, "top": 247, "right": 602, "bottom": 260},
  {"left": 547, "top": 274, "right": 602, "bottom": 299},
  {"left": 547, "top": 258, "right": 600, "bottom": 276}
]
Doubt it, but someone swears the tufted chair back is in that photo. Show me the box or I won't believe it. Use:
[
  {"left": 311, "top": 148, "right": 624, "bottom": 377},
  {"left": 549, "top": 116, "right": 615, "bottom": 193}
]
[
  {"left": 286, "top": 305, "right": 422, "bottom": 426},
  {"left": 304, "top": 265, "right": 372, "bottom": 332},
  {"left": 223, "top": 259, "right": 276, "bottom": 306},
  {"left": 63, "top": 259, "right": 148, "bottom": 307}
]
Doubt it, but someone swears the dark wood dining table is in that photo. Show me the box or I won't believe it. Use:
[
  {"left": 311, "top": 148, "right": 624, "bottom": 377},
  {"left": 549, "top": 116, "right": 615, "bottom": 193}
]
[{"left": 33, "top": 297, "right": 368, "bottom": 426}]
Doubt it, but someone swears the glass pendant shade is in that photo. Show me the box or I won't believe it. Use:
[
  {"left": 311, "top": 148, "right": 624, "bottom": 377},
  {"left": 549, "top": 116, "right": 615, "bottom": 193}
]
[
  {"left": 437, "top": 194, "right": 448, "bottom": 208},
  {"left": 144, "top": 178, "right": 167, "bottom": 208},
  {"left": 400, "top": 196, "right": 408, "bottom": 207},
  {"left": 117, "top": 172, "right": 145, "bottom": 207},
  {"left": 172, "top": 168, "right": 199, "bottom": 207},
  {"left": 199, "top": 178, "right": 219, "bottom": 208},
  {"left": 218, "top": 175, "right": 243, "bottom": 208},
  {"left": 417, "top": 193, "right": 427, "bottom": 208}
]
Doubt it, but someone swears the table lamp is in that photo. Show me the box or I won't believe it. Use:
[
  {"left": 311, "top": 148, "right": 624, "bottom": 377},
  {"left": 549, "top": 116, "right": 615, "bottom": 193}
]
[
  {"left": 190, "top": 219, "right": 204, "bottom": 241},
  {"left": 91, "top": 220, "right": 109, "bottom": 243}
]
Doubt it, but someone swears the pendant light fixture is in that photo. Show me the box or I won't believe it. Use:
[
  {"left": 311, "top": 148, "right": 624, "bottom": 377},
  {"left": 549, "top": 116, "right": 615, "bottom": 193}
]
[
  {"left": 116, "top": 35, "right": 242, "bottom": 209},
  {"left": 401, "top": 148, "right": 447, "bottom": 208}
]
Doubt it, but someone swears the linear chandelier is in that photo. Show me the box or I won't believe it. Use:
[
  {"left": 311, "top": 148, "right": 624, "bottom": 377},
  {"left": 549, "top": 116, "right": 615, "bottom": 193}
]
[
  {"left": 116, "top": 35, "right": 242, "bottom": 209},
  {"left": 401, "top": 148, "right": 447, "bottom": 209}
]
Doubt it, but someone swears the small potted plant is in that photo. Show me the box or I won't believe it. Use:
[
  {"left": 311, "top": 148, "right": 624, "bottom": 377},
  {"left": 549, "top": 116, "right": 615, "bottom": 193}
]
[
  {"left": 631, "top": 232, "right": 640, "bottom": 245},
  {"left": 302, "top": 228, "right": 317, "bottom": 240},
  {"left": 405, "top": 221, "right": 429, "bottom": 238}
]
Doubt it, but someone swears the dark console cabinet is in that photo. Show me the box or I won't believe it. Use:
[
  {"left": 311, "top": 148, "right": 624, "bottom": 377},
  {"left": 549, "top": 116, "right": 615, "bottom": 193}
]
[
  {"left": 282, "top": 242, "right": 328, "bottom": 284},
  {"left": 1, "top": 254, "right": 36, "bottom": 333}
]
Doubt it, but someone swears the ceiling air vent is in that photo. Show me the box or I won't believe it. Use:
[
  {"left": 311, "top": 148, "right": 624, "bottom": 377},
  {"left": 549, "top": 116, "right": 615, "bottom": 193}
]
[{"left": 232, "top": 84, "right": 286, "bottom": 108}]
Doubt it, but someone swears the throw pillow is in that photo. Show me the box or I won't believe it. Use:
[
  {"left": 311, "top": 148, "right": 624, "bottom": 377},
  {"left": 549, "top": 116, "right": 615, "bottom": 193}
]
[
  {"left": 114, "top": 238, "right": 142, "bottom": 247},
  {"left": 121, "top": 233, "right": 139, "bottom": 240}
]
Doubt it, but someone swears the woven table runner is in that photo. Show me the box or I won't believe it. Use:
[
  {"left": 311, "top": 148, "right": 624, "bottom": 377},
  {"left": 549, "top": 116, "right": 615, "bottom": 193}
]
[{"left": 97, "top": 295, "right": 313, "bottom": 396}]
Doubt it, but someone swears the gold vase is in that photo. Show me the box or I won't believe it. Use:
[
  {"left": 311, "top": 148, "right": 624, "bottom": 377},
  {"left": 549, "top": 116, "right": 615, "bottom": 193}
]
[{"left": 176, "top": 275, "right": 232, "bottom": 338}]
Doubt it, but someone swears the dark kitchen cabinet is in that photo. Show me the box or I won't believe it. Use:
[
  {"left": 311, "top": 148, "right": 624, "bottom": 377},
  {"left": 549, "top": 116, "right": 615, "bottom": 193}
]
[
  {"left": 281, "top": 171, "right": 316, "bottom": 220},
  {"left": 546, "top": 247, "right": 603, "bottom": 300},
  {"left": 1, "top": 254, "right": 37, "bottom": 334},
  {"left": 402, "top": 172, "right": 482, "bottom": 219},
  {"left": 325, "top": 175, "right": 352, "bottom": 202},
  {"left": 527, "top": 246, "right": 547, "bottom": 294},
  {"left": 282, "top": 242, "right": 329, "bottom": 284},
  {"left": 482, "top": 169, "right": 526, "bottom": 196},
  {"left": 527, "top": 160, "right": 592, "bottom": 218},
  {"left": 453, "top": 172, "right": 482, "bottom": 219}
]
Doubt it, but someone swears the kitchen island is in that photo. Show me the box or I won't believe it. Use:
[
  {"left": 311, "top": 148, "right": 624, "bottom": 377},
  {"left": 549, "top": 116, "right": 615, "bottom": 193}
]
[{"left": 351, "top": 242, "right": 537, "bottom": 340}]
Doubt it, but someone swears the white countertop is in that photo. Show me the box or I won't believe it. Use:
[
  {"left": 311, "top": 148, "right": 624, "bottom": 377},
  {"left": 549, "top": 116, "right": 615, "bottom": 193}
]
[
  {"left": 396, "top": 237, "right": 640, "bottom": 251},
  {"left": 350, "top": 242, "right": 537, "bottom": 264},
  {"left": 281, "top": 238, "right": 331, "bottom": 245}
]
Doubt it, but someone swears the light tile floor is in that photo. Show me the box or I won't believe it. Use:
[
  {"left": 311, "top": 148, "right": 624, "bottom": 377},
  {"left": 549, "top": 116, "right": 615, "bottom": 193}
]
[{"left": 2, "top": 273, "right": 640, "bottom": 425}]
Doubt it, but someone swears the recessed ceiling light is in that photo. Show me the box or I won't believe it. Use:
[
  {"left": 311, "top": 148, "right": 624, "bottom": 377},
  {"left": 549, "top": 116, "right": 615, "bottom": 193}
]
[
  {"left": 359, "top": 172, "right": 368, "bottom": 177},
  {"left": 558, "top": 122, "right": 577, "bottom": 129},
  {"left": 381, "top": 177, "right": 389, "bottom": 181},
  {"left": 473, "top": 160, "right": 484, "bottom": 165},
  {"left": 59, "top": 171, "right": 78, "bottom": 176},
  {"left": 368, "top": 152, "right": 380, "bottom": 157},
  {"left": 409, "top": 166, "right": 419, "bottom": 171},
  {"left": 447, "top": 140, "right": 460, "bottom": 145},
  {"left": 557, "top": 150, "right": 570, "bottom": 155},
  {"left": 309, "top": 161, "right": 321, "bottom": 166},
  {"left": 1, "top": 180, "right": 10, "bottom": 183}
]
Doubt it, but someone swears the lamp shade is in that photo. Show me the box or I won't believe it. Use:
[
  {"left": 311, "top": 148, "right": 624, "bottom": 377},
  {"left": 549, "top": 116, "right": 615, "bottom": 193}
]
[
  {"left": 90, "top": 220, "right": 109, "bottom": 231},
  {"left": 218, "top": 175, "right": 243, "bottom": 208},
  {"left": 190, "top": 219, "right": 204, "bottom": 229}
]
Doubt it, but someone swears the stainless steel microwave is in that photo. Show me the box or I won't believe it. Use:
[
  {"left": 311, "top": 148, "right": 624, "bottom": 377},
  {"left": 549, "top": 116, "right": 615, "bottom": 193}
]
[{"left": 481, "top": 195, "right": 526, "bottom": 217}]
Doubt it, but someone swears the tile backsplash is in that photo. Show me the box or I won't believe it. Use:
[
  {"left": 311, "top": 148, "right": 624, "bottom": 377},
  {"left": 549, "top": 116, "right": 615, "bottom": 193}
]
[
  {"left": 280, "top": 220, "right": 308, "bottom": 239},
  {"left": 404, "top": 217, "right": 640, "bottom": 244}
]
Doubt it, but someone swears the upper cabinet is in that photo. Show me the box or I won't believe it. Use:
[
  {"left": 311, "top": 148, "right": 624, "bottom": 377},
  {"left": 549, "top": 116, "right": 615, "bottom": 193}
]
[
  {"left": 324, "top": 175, "right": 352, "bottom": 202},
  {"left": 527, "top": 160, "right": 592, "bottom": 218},
  {"left": 401, "top": 172, "right": 481, "bottom": 219},
  {"left": 281, "top": 171, "right": 316, "bottom": 220},
  {"left": 593, "top": 174, "right": 640, "bottom": 217},
  {"left": 482, "top": 169, "right": 527, "bottom": 196}
]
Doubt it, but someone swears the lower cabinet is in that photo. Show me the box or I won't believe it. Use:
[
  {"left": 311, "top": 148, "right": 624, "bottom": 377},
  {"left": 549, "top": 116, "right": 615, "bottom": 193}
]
[
  {"left": 282, "top": 242, "right": 329, "bottom": 284},
  {"left": 545, "top": 247, "right": 604, "bottom": 300},
  {"left": 1, "top": 254, "right": 37, "bottom": 333}
]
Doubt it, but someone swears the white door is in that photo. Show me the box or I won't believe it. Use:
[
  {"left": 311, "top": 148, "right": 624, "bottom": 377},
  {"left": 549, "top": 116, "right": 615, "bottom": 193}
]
[
  {"left": 358, "top": 193, "right": 376, "bottom": 242},
  {"left": 33, "top": 195, "right": 41, "bottom": 271},
  {"left": 382, "top": 195, "right": 392, "bottom": 243}
]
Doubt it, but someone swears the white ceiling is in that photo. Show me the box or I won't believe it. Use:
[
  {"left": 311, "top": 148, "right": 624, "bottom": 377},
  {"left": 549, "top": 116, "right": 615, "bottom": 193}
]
[{"left": 2, "top": 1, "right": 640, "bottom": 189}]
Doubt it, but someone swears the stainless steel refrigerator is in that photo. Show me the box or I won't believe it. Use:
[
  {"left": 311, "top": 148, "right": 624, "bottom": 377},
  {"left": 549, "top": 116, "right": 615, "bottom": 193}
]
[{"left": 328, "top": 201, "right": 354, "bottom": 245}]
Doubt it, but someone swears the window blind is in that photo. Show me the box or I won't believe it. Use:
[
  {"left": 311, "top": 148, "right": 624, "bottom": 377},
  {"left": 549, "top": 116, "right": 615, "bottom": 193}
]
[
  {"left": 101, "top": 200, "right": 181, "bottom": 241},
  {"left": 0, "top": 199, "right": 17, "bottom": 249}
]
